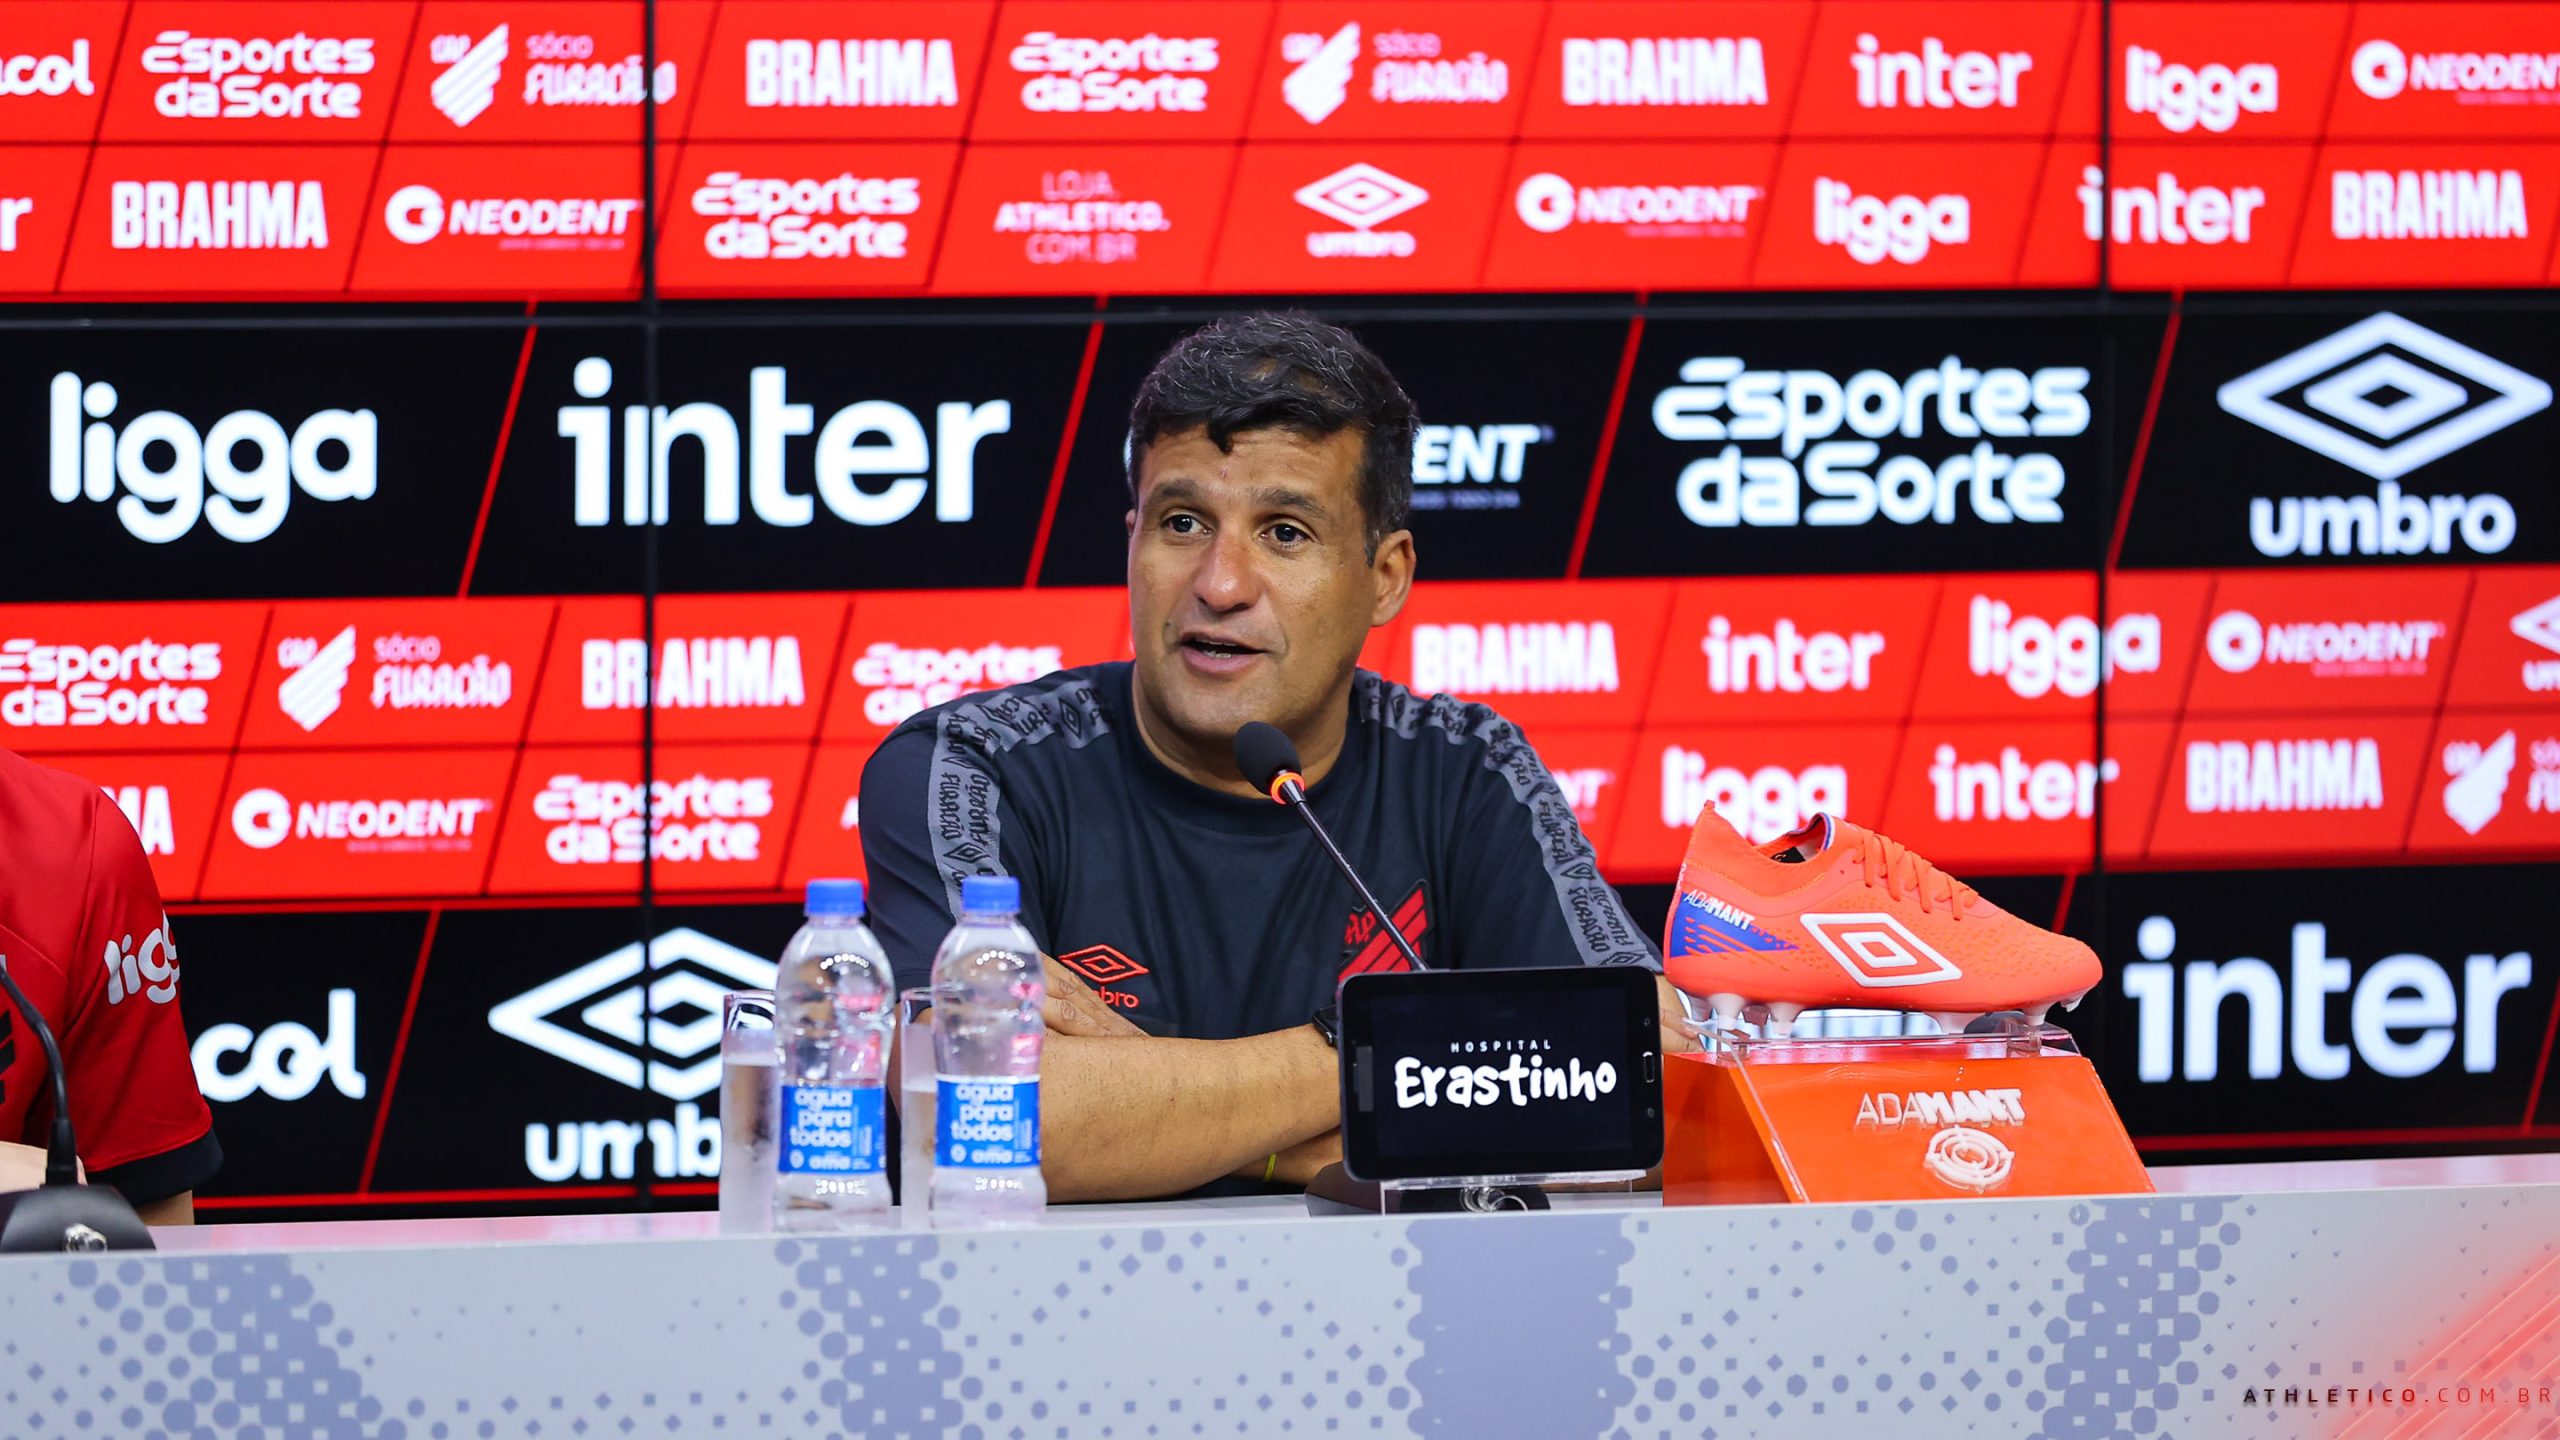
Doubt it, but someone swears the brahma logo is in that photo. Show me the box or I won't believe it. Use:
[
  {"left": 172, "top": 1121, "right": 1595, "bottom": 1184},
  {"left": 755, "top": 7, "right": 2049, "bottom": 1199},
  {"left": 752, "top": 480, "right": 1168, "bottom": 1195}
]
[
  {"left": 2120, "top": 915, "right": 2531, "bottom": 1082},
  {"left": 2440, "top": 731, "right": 2516, "bottom": 835},
  {"left": 2204, "top": 610, "right": 2446, "bottom": 677},
  {"left": 48, "top": 372, "right": 378, "bottom": 545},
  {"left": 1558, "top": 37, "right": 1768, "bottom": 107},
  {"left": 101, "top": 783, "right": 177, "bottom": 857},
  {"left": 492, "top": 928, "right": 777, "bottom": 1100},
  {"left": 531, "top": 771, "right": 775, "bottom": 865},
  {"left": 109, "top": 179, "right": 329, "bottom": 251},
  {"left": 1008, "top": 31, "right": 1218, "bottom": 114},
  {"left": 1, "top": 41, "right": 93, "bottom": 96},
  {"left": 2331, "top": 169, "right": 2530, "bottom": 241},
  {"left": 275, "top": 626, "right": 355, "bottom": 732},
  {"left": 849, "top": 640, "right": 1062, "bottom": 726},
  {"left": 1660, "top": 749, "right": 1846, "bottom": 844},
  {"left": 138, "top": 28, "right": 376, "bottom": 119},
  {"left": 1282, "top": 23, "right": 1508, "bottom": 125},
  {"left": 1801, "top": 913, "right": 1963, "bottom": 989},
  {"left": 382, "top": 183, "right": 640, "bottom": 246},
  {"left": 689, "top": 170, "right": 919, "bottom": 261},
  {"left": 1655, "top": 356, "right": 2090, "bottom": 530},
  {"left": 0, "top": 635, "right": 221, "bottom": 733},
  {"left": 193, "top": 990, "right": 365, "bottom": 1103},
  {"left": 1411, "top": 623, "right": 1617, "bottom": 696},
  {"left": 745, "top": 37, "right": 959, "bottom": 108},
  {"left": 557, "top": 358, "right": 1010, "bottom": 528},
  {"left": 100, "top": 917, "right": 179, "bottom": 1006},
  {"left": 427, "top": 26, "right": 506, "bottom": 125},
  {"left": 1967, "top": 596, "right": 2160, "bottom": 700},
  {"left": 1295, "top": 163, "right": 1428, "bottom": 257},
  {"left": 2123, "top": 46, "right": 2277, "bottom": 133},
  {"left": 228, "top": 784, "right": 492, "bottom": 852},
  {"left": 581, "top": 635, "right": 807, "bottom": 712},
  {"left": 1701, "top": 616, "right": 1884, "bottom": 696},
  {"left": 1849, "top": 35, "right": 2032, "bottom": 109},
  {"left": 1515, "top": 172, "right": 1759, "bottom": 236},
  {"left": 1930, "top": 744, "right": 2119, "bottom": 822},
  {"left": 2351, "top": 39, "right": 2560, "bottom": 102},
  {"left": 2080, "top": 168, "right": 2266, "bottom": 247},
  {"left": 2183, "top": 738, "right": 2384, "bottom": 814},
  {"left": 1814, "top": 179, "right": 1969, "bottom": 265},
  {"left": 2513, "top": 595, "right": 2560, "bottom": 691}
]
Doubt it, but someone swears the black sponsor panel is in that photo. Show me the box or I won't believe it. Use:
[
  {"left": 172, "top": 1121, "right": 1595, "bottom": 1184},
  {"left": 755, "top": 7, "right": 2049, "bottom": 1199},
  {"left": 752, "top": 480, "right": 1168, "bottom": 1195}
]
[
  {"left": 2072, "top": 866, "right": 2556, "bottom": 1144},
  {"left": 2122, "top": 299, "right": 2560, "bottom": 569},
  {"left": 1037, "top": 317, "right": 1620, "bottom": 586},
  {"left": 368, "top": 905, "right": 802, "bottom": 1195},
  {"left": 470, "top": 323, "right": 1085, "bottom": 594},
  {"left": 1581, "top": 312, "right": 2130, "bottom": 577},
  {"left": 0, "top": 327, "right": 524, "bottom": 601},
  {"left": 178, "top": 910, "right": 423, "bottom": 1200}
]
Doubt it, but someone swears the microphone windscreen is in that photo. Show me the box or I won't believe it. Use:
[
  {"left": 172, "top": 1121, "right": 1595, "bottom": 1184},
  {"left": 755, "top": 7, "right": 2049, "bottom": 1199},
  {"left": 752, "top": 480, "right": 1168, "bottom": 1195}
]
[{"left": 1231, "top": 721, "right": 1301, "bottom": 793}]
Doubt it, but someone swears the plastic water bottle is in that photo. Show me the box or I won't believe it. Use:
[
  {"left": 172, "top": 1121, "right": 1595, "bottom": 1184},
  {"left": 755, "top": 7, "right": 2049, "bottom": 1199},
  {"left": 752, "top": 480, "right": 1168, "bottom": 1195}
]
[
  {"left": 772, "top": 878, "right": 894, "bottom": 1230},
  {"left": 929, "top": 875, "right": 1046, "bottom": 1225}
]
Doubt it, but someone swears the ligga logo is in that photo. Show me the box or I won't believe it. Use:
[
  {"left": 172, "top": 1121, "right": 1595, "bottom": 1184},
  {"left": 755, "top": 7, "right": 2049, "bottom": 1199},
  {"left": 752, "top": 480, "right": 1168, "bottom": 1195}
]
[{"left": 47, "top": 372, "right": 378, "bottom": 544}]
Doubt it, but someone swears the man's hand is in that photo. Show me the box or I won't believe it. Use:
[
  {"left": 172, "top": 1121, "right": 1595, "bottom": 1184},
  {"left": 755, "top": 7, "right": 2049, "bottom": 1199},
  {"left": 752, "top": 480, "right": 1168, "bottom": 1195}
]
[
  {"left": 1657, "top": 975, "right": 1705, "bottom": 1056},
  {"left": 0, "top": 1140, "right": 85, "bottom": 1192},
  {"left": 1041, "top": 955, "right": 1147, "bottom": 1038}
]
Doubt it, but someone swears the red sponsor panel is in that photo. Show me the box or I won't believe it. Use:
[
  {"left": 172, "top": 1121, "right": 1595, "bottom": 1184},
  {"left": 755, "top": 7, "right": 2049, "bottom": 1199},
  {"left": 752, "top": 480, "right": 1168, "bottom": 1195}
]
[
  {"left": 2144, "top": 716, "right": 2433, "bottom": 866},
  {"left": 2325, "top": 3, "right": 2560, "bottom": 141},
  {"left": 1515, "top": 726, "right": 1639, "bottom": 874},
  {"left": 1380, "top": 580, "right": 1671, "bottom": 731},
  {"left": 1908, "top": 570, "right": 2210, "bottom": 722},
  {"left": 1790, "top": 1, "right": 2085, "bottom": 139},
  {"left": 530, "top": 594, "right": 848, "bottom": 746},
  {"left": 2292, "top": 144, "right": 2560, "bottom": 290},
  {"left": 1648, "top": 576, "right": 1935, "bottom": 728},
  {"left": 59, "top": 145, "right": 372, "bottom": 295},
  {"left": 1516, "top": 2, "right": 1814, "bottom": 141},
  {"left": 349, "top": 145, "right": 661, "bottom": 298},
  {"left": 929, "top": 144, "right": 1234, "bottom": 294},
  {"left": 236, "top": 598, "right": 555, "bottom": 750},
  {"left": 2110, "top": 3, "right": 2349, "bottom": 142},
  {"left": 99, "top": 2, "right": 410, "bottom": 142},
  {"left": 2183, "top": 569, "right": 2468, "bottom": 716},
  {"left": 0, "top": 146, "right": 93, "bottom": 297},
  {"left": 2014, "top": 141, "right": 2103, "bottom": 288},
  {"left": 2444, "top": 566, "right": 2560, "bottom": 711},
  {"left": 487, "top": 743, "right": 806, "bottom": 895},
  {"left": 1245, "top": 2, "right": 1540, "bottom": 140},
  {"left": 199, "top": 748, "right": 516, "bottom": 901},
  {"left": 0, "top": 3, "right": 126, "bottom": 141},
  {"left": 389, "top": 2, "right": 715, "bottom": 144},
  {"left": 2408, "top": 712, "right": 2560, "bottom": 859},
  {"left": 1611, "top": 723, "right": 1904, "bottom": 880},
  {"left": 1208, "top": 142, "right": 1506, "bottom": 293},
  {"left": 2098, "top": 719, "right": 2178, "bottom": 866},
  {"left": 1482, "top": 142, "right": 1778, "bottom": 292},
  {"left": 781, "top": 742, "right": 872, "bottom": 890},
  {"left": 688, "top": 1, "right": 995, "bottom": 140},
  {"left": 1751, "top": 141, "right": 2042, "bottom": 289},
  {"left": 37, "top": 752, "right": 234, "bottom": 903},
  {"left": 822, "top": 588, "right": 1126, "bottom": 742},
  {"left": 2065, "top": 142, "right": 2319, "bottom": 291},
  {"left": 0, "top": 602, "right": 267, "bottom": 754},
  {"left": 657, "top": 141, "right": 957, "bottom": 296},
  {"left": 1880, "top": 719, "right": 2155, "bottom": 875},
  {"left": 970, "top": 2, "right": 1272, "bottom": 142}
]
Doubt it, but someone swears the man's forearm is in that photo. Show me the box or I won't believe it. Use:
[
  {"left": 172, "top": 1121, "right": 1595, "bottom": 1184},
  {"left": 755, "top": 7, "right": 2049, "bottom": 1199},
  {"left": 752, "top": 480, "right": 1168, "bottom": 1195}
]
[{"left": 1038, "top": 1026, "right": 1338, "bottom": 1202}]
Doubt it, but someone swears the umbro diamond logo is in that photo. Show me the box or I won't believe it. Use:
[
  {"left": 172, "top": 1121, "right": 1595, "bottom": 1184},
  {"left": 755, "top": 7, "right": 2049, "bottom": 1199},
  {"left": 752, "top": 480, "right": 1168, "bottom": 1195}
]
[
  {"left": 2513, "top": 595, "right": 2560, "bottom": 656},
  {"left": 1296, "top": 163, "right": 1429, "bottom": 230},
  {"left": 2216, "top": 313, "right": 2552, "bottom": 481},
  {"left": 1800, "top": 913, "right": 1964, "bottom": 989},
  {"left": 488, "top": 928, "right": 777, "bottom": 1101}
]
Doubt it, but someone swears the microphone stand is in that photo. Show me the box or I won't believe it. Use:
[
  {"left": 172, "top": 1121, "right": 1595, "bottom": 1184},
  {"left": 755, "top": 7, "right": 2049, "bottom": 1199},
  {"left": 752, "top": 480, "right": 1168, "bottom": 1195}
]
[{"left": 0, "top": 958, "right": 154, "bottom": 1253}]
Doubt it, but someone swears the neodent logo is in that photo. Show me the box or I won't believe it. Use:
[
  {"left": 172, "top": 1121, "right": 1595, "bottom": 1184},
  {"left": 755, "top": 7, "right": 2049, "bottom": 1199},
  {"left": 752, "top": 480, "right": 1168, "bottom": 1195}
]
[
  {"left": 384, "top": 183, "right": 639, "bottom": 246},
  {"left": 1849, "top": 34, "right": 2032, "bottom": 109},
  {"left": 2123, "top": 46, "right": 2277, "bottom": 133},
  {"left": 1700, "top": 617, "right": 1883, "bottom": 695},
  {"left": 2205, "top": 610, "right": 2445, "bottom": 677},
  {"left": 1514, "top": 172, "right": 1759, "bottom": 236},
  {"left": 0, "top": 637, "right": 221, "bottom": 732},
  {"left": 557, "top": 358, "right": 1009, "bottom": 528},
  {"left": 1008, "top": 31, "right": 1218, "bottom": 114},
  {"left": 2331, "top": 169, "right": 2530, "bottom": 241},
  {"left": 1410, "top": 622, "right": 1619, "bottom": 697},
  {"left": 0, "top": 41, "right": 95, "bottom": 97},
  {"left": 230, "top": 785, "right": 492, "bottom": 851},
  {"left": 1410, "top": 424, "right": 1546, "bottom": 501},
  {"left": 1559, "top": 37, "right": 1768, "bottom": 107},
  {"left": 2183, "top": 738, "right": 2384, "bottom": 814},
  {"left": 1661, "top": 748, "right": 1845, "bottom": 844},
  {"left": 2120, "top": 914, "right": 2531, "bottom": 1082},
  {"left": 1968, "top": 596, "right": 2161, "bottom": 700},
  {"left": 2352, "top": 39, "right": 2560, "bottom": 101},
  {"left": 689, "top": 170, "right": 919, "bottom": 261},
  {"left": 1930, "top": 744, "right": 2118, "bottom": 822},
  {"left": 851, "top": 642, "right": 1061, "bottom": 727},
  {"left": 746, "top": 38, "right": 958, "bottom": 108},
  {"left": 48, "top": 372, "right": 378, "bottom": 545},
  {"left": 1654, "top": 355, "right": 2090, "bottom": 530},
  {"left": 1814, "top": 179, "right": 1968, "bottom": 265}
]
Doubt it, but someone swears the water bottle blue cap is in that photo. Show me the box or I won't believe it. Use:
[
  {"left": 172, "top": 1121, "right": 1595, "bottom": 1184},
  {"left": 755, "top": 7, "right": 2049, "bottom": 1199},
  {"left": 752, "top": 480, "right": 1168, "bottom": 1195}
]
[
  {"left": 804, "top": 878, "right": 865, "bottom": 917},
  {"left": 960, "top": 875, "right": 1019, "bottom": 912}
]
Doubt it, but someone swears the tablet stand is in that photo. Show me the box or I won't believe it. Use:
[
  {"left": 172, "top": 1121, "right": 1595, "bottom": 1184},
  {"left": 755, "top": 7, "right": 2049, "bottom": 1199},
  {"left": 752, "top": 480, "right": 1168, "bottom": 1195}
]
[{"left": 1303, "top": 1164, "right": 1566, "bottom": 1215}]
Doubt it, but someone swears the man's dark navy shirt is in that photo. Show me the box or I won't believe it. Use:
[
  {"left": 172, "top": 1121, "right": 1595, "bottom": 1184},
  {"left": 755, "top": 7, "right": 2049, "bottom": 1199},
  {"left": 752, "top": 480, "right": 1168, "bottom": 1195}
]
[{"left": 860, "top": 662, "right": 1658, "bottom": 1040}]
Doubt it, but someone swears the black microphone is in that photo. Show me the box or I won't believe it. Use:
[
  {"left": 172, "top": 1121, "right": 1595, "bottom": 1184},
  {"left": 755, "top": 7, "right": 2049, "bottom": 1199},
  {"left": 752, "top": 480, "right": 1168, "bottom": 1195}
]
[
  {"left": 1233, "top": 722, "right": 1428, "bottom": 972},
  {"left": 0, "top": 956, "right": 154, "bottom": 1253}
]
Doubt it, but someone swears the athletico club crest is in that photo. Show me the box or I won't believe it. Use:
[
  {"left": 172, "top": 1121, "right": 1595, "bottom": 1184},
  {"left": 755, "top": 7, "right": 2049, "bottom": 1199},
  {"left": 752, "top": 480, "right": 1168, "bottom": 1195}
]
[{"left": 1341, "top": 881, "right": 1430, "bottom": 982}]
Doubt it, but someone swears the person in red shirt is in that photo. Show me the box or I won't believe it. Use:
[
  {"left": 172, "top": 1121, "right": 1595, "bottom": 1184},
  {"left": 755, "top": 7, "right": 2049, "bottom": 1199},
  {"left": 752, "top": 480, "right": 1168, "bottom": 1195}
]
[{"left": 0, "top": 748, "right": 218, "bottom": 1223}]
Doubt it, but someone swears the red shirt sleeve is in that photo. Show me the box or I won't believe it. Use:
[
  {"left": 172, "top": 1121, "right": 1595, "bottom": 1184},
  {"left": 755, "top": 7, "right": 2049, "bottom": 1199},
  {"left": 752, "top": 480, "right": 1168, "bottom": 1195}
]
[{"left": 58, "top": 791, "right": 215, "bottom": 1182}]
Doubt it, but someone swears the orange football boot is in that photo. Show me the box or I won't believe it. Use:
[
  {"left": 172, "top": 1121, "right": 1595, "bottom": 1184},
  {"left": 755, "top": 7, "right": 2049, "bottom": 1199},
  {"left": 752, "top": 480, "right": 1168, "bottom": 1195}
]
[{"left": 1663, "top": 807, "right": 2099, "bottom": 1036}]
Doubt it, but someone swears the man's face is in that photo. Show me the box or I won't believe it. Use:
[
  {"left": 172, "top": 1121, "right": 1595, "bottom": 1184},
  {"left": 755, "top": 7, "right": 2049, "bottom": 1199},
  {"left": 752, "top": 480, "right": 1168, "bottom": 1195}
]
[{"left": 1127, "top": 425, "right": 1412, "bottom": 765}]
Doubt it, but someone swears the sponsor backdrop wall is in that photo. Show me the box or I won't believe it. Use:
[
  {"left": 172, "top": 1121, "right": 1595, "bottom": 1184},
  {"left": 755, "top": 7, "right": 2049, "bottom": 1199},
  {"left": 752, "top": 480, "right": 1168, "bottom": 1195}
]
[{"left": 2, "top": 0, "right": 2556, "bottom": 1218}]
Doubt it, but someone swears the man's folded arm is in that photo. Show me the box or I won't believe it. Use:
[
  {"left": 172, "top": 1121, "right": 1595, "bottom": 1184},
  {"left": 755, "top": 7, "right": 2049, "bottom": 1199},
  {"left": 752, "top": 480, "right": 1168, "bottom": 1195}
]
[{"left": 1038, "top": 1027, "right": 1339, "bottom": 1202}]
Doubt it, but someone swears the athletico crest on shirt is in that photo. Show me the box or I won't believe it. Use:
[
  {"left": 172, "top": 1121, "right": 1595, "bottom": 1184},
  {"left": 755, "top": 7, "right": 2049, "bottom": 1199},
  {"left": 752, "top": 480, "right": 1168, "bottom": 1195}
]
[{"left": 1341, "top": 881, "right": 1430, "bottom": 982}]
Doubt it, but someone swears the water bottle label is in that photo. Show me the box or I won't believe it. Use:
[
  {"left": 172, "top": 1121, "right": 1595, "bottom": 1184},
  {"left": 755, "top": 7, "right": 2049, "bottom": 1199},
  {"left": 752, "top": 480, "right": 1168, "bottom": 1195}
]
[
  {"left": 778, "top": 1084, "right": 885, "bottom": 1176},
  {"left": 935, "top": 1075, "right": 1040, "bottom": 1169}
]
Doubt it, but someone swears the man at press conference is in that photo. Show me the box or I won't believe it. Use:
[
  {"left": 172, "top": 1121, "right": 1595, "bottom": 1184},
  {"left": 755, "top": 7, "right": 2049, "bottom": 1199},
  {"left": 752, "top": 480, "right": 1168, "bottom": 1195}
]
[{"left": 862, "top": 311, "right": 1696, "bottom": 1201}]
